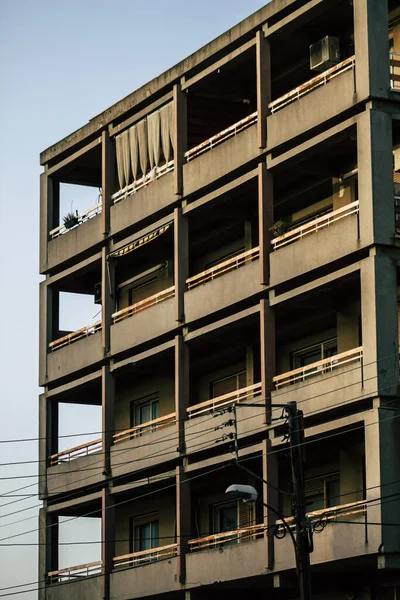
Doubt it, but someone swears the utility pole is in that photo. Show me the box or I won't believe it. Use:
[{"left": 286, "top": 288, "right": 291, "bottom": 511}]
[{"left": 287, "top": 401, "right": 313, "bottom": 600}]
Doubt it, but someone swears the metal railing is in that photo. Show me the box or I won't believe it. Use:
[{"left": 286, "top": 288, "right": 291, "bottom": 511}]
[
  {"left": 273, "top": 347, "right": 363, "bottom": 389},
  {"left": 185, "top": 111, "right": 258, "bottom": 162},
  {"left": 48, "top": 560, "right": 103, "bottom": 583},
  {"left": 112, "top": 160, "right": 174, "bottom": 204},
  {"left": 271, "top": 201, "right": 359, "bottom": 251},
  {"left": 113, "top": 543, "right": 177, "bottom": 569},
  {"left": 49, "top": 320, "right": 102, "bottom": 352},
  {"left": 49, "top": 202, "right": 103, "bottom": 240},
  {"left": 390, "top": 52, "right": 400, "bottom": 90},
  {"left": 269, "top": 55, "right": 355, "bottom": 114},
  {"left": 276, "top": 499, "right": 367, "bottom": 533},
  {"left": 187, "top": 382, "right": 262, "bottom": 419},
  {"left": 113, "top": 413, "right": 176, "bottom": 444},
  {"left": 189, "top": 523, "right": 265, "bottom": 552},
  {"left": 186, "top": 247, "right": 260, "bottom": 290},
  {"left": 112, "top": 286, "right": 175, "bottom": 324},
  {"left": 49, "top": 438, "right": 102, "bottom": 466}
]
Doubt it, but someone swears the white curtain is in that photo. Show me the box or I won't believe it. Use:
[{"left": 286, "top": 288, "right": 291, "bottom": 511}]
[
  {"left": 137, "top": 118, "right": 148, "bottom": 176},
  {"left": 160, "top": 103, "right": 174, "bottom": 163},
  {"left": 129, "top": 124, "right": 138, "bottom": 181},
  {"left": 115, "top": 133, "right": 125, "bottom": 190},
  {"left": 147, "top": 110, "right": 161, "bottom": 169},
  {"left": 122, "top": 130, "right": 131, "bottom": 187}
]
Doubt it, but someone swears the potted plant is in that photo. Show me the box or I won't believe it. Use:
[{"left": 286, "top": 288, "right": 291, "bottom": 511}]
[
  {"left": 63, "top": 211, "right": 79, "bottom": 229},
  {"left": 270, "top": 219, "right": 287, "bottom": 238}
]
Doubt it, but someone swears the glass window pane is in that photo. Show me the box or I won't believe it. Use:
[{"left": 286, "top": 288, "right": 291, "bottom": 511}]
[{"left": 327, "top": 479, "right": 340, "bottom": 507}]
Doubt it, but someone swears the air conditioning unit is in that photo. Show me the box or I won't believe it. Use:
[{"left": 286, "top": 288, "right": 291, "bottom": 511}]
[
  {"left": 309, "top": 36, "right": 340, "bottom": 72},
  {"left": 94, "top": 282, "right": 102, "bottom": 304}
]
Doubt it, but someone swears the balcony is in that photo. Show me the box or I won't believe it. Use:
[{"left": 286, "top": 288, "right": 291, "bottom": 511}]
[
  {"left": 189, "top": 523, "right": 265, "bottom": 552},
  {"left": 188, "top": 382, "right": 262, "bottom": 418},
  {"left": 46, "top": 440, "right": 104, "bottom": 496},
  {"left": 49, "top": 320, "right": 102, "bottom": 352},
  {"left": 49, "top": 203, "right": 102, "bottom": 240},
  {"left": 48, "top": 560, "right": 102, "bottom": 583},
  {"left": 47, "top": 561, "right": 102, "bottom": 600},
  {"left": 271, "top": 347, "right": 364, "bottom": 416},
  {"left": 49, "top": 438, "right": 102, "bottom": 466},
  {"left": 185, "top": 248, "right": 261, "bottom": 323},
  {"left": 270, "top": 202, "right": 359, "bottom": 286},
  {"left": 113, "top": 543, "right": 177, "bottom": 570},
  {"left": 112, "top": 161, "right": 174, "bottom": 205},
  {"left": 111, "top": 287, "right": 176, "bottom": 355}
]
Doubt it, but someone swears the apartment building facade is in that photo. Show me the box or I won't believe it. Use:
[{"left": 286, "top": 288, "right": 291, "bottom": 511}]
[{"left": 38, "top": 0, "right": 400, "bottom": 598}]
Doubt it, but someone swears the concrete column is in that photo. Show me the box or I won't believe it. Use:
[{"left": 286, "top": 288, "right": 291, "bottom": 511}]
[
  {"left": 39, "top": 395, "right": 59, "bottom": 498},
  {"left": 102, "top": 247, "right": 114, "bottom": 353},
  {"left": 173, "top": 83, "right": 187, "bottom": 196},
  {"left": 39, "top": 172, "right": 58, "bottom": 273},
  {"left": 260, "top": 298, "right": 275, "bottom": 424},
  {"left": 39, "top": 282, "right": 58, "bottom": 386},
  {"left": 175, "top": 334, "right": 189, "bottom": 453},
  {"left": 174, "top": 207, "right": 188, "bottom": 323},
  {"left": 256, "top": 30, "right": 271, "bottom": 149},
  {"left": 38, "top": 509, "right": 47, "bottom": 600},
  {"left": 263, "top": 438, "right": 278, "bottom": 570},
  {"left": 101, "top": 129, "right": 116, "bottom": 236},
  {"left": 176, "top": 465, "right": 191, "bottom": 583},
  {"left": 360, "top": 251, "right": 398, "bottom": 398},
  {"left": 258, "top": 161, "right": 273, "bottom": 286},
  {"left": 357, "top": 108, "right": 394, "bottom": 246},
  {"left": 354, "top": 0, "right": 389, "bottom": 99},
  {"left": 101, "top": 488, "right": 115, "bottom": 600},
  {"left": 102, "top": 365, "right": 115, "bottom": 476}
]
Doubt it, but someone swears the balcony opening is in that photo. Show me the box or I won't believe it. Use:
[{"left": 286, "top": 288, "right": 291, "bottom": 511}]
[
  {"left": 188, "top": 315, "right": 260, "bottom": 419},
  {"left": 48, "top": 143, "right": 102, "bottom": 240},
  {"left": 113, "top": 484, "right": 176, "bottom": 570},
  {"left": 111, "top": 223, "right": 174, "bottom": 325},
  {"left": 48, "top": 260, "right": 102, "bottom": 352},
  {"left": 186, "top": 46, "right": 256, "bottom": 162},
  {"left": 272, "top": 126, "right": 358, "bottom": 250},
  {"left": 114, "top": 348, "right": 175, "bottom": 445},
  {"left": 187, "top": 179, "right": 259, "bottom": 289},
  {"left": 389, "top": 2, "right": 400, "bottom": 90},
  {"left": 392, "top": 121, "right": 400, "bottom": 235},
  {"left": 269, "top": 0, "right": 354, "bottom": 113}
]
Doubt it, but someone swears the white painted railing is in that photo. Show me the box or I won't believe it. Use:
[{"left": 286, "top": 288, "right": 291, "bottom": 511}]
[
  {"left": 186, "top": 247, "right": 259, "bottom": 290},
  {"left": 112, "top": 286, "right": 175, "bottom": 324},
  {"left": 269, "top": 55, "right": 355, "bottom": 113},
  {"left": 112, "top": 160, "right": 174, "bottom": 204},
  {"left": 273, "top": 347, "right": 363, "bottom": 389},
  {"left": 48, "top": 560, "right": 102, "bottom": 583},
  {"left": 271, "top": 201, "right": 359, "bottom": 251},
  {"left": 189, "top": 523, "right": 265, "bottom": 552},
  {"left": 390, "top": 52, "right": 400, "bottom": 90},
  {"left": 49, "top": 438, "right": 102, "bottom": 466},
  {"left": 113, "top": 543, "right": 177, "bottom": 569},
  {"left": 113, "top": 413, "right": 176, "bottom": 444},
  {"left": 49, "top": 202, "right": 103, "bottom": 240},
  {"left": 49, "top": 320, "right": 102, "bottom": 352},
  {"left": 185, "top": 111, "right": 257, "bottom": 162},
  {"left": 188, "top": 382, "right": 262, "bottom": 418}
]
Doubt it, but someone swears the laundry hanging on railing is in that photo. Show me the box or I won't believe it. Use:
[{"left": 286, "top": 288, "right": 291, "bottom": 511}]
[{"left": 115, "top": 102, "right": 174, "bottom": 191}]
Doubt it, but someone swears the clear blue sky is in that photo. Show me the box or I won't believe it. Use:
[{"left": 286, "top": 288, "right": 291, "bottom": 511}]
[{"left": 0, "top": 0, "right": 269, "bottom": 596}]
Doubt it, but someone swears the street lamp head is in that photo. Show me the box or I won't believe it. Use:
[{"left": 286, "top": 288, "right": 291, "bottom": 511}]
[{"left": 225, "top": 484, "right": 258, "bottom": 503}]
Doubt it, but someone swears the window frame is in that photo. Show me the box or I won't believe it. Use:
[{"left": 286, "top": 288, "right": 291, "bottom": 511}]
[{"left": 130, "top": 393, "right": 160, "bottom": 430}]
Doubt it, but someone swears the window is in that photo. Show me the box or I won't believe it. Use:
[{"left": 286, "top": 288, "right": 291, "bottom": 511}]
[
  {"left": 128, "top": 276, "right": 158, "bottom": 305},
  {"left": 210, "top": 370, "right": 247, "bottom": 398},
  {"left": 292, "top": 338, "right": 337, "bottom": 380},
  {"left": 213, "top": 501, "right": 238, "bottom": 534},
  {"left": 131, "top": 515, "right": 159, "bottom": 554},
  {"left": 305, "top": 473, "right": 340, "bottom": 512},
  {"left": 131, "top": 394, "right": 159, "bottom": 432},
  {"left": 205, "top": 247, "right": 245, "bottom": 270}
]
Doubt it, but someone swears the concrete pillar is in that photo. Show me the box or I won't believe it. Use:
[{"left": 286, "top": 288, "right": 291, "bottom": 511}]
[
  {"left": 260, "top": 298, "right": 275, "bottom": 424},
  {"left": 101, "top": 129, "right": 115, "bottom": 236},
  {"left": 360, "top": 251, "right": 398, "bottom": 398},
  {"left": 40, "top": 172, "right": 58, "bottom": 273},
  {"left": 357, "top": 108, "right": 394, "bottom": 247},
  {"left": 38, "top": 509, "right": 47, "bottom": 600},
  {"left": 102, "top": 365, "right": 115, "bottom": 476},
  {"left": 354, "top": 0, "right": 389, "bottom": 99},
  {"left": 258, "top": 161, "right": 273, "bottom": 286},
  {"left": 39, "top": 282, "right": 58, "bottom": 386},
  {"left": 101, "top": 247, "right": 114, "bottom": 353},
  {"left": 101, "top": 489, "right": 115, "bottom": 600},
  {"left": 263, "top": 438, "right": 279, "bottom": 570},
  {"left": 256, "top": 30, "right": 271, "bottom": 149},
  {"left": 173, "top": 83, "right": 187, "bottom": 196},
  {"left": 175, "top": 334, "right": 189, "bottom": 453},
  {"left": 174, "top": 207, "right": 188, "bottom": 323},
  {"left": 176, "top": 466, "right": 191, "bottom": 583}
]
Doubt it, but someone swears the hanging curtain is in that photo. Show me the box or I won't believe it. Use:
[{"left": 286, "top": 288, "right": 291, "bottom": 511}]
[
  {"left": 160, "top": 103, "right": 173, "bottom": 163},
  {"left": 115, "top": 133, "right": 125, "bottom": 190},
  {"left": 129, "top": 124, "right": 138, "bottom": 181},
  {"left": 137, "top": 118, "right": 148, "bottom": 176},
  {"left": 147, "top": 110, "right": 161, "bottom": 169},
  {"left": 122, "top": 130, "right": 131, "bottom": 187}
]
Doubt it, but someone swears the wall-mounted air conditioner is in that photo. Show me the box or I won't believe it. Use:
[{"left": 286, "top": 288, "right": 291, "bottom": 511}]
[{"left": 309, "top": 36, "right": 340, "bottom": 72}]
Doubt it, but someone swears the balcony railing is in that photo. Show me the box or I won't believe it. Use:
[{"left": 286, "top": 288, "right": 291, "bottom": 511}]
[
  {"left": 113, "top": 412, "right": 176, "bottom": 444},
  {"left": 269, "top": 55, "right": 355, "bottom": 114},
  {"left": 113, "top": 543, "right": 178, "bottom": 569},
  {"left": 112, "top": 160, "right": 174, "bottom": 204},
  {"left": 49, "top": 202, "right": 103, "bottom": 240},
  {"left": 112, "top": 286, "right": 175, "bottom": 324},
  {"left": 189, "top": 523, "right": 265, "bottom": 552},
  {"left": 49, "top": 320, "right": 102, "bottom": 352},
  {"left": 185, "top": 111, "right": 258, "bottom": 162},
  {"left": 273, "top": 347, "right": 363, "bottom": 390},
  {"left": 186, "top": 247, "right": 260, "bottom": 290},
  {"left": 49, "top": 438, "right": 102, "bottom": 466},
  {"left": 188, "top": 382, "right": 262, "bottom": 418},
  {"left": 48, "top": 560, "right": 103, "bottom": 583},
  {"left": 390, "top": 52, "right": 400, "bottom": 90},
  {"left": 271, "top": 201, "right": 359, "bottom": 251},
  {"left": 276, "top": 499, "right": 367, "bottom": 533}
]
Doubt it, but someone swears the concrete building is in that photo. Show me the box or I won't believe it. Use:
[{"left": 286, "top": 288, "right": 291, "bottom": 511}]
[{"left": 38, "top": 1, "right": 400, "bottom": 598}]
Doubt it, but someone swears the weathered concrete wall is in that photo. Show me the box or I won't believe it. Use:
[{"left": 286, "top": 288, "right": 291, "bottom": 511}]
[
  {"left": 47, "top": 333, "right": 103, "bottom": 382},
  {"left": 46, "top": 575, "right": 102, "bottom": 600},
  {"left": 47, "top": 216, "right": 103, "bottom": 272},
  {"left": 46, "top": 453, "right": 104, "bottom": 496}
]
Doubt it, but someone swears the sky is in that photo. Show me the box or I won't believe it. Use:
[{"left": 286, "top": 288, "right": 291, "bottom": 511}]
[{"left": 0, "top": 0, "right": 269, "bottom": 597}]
